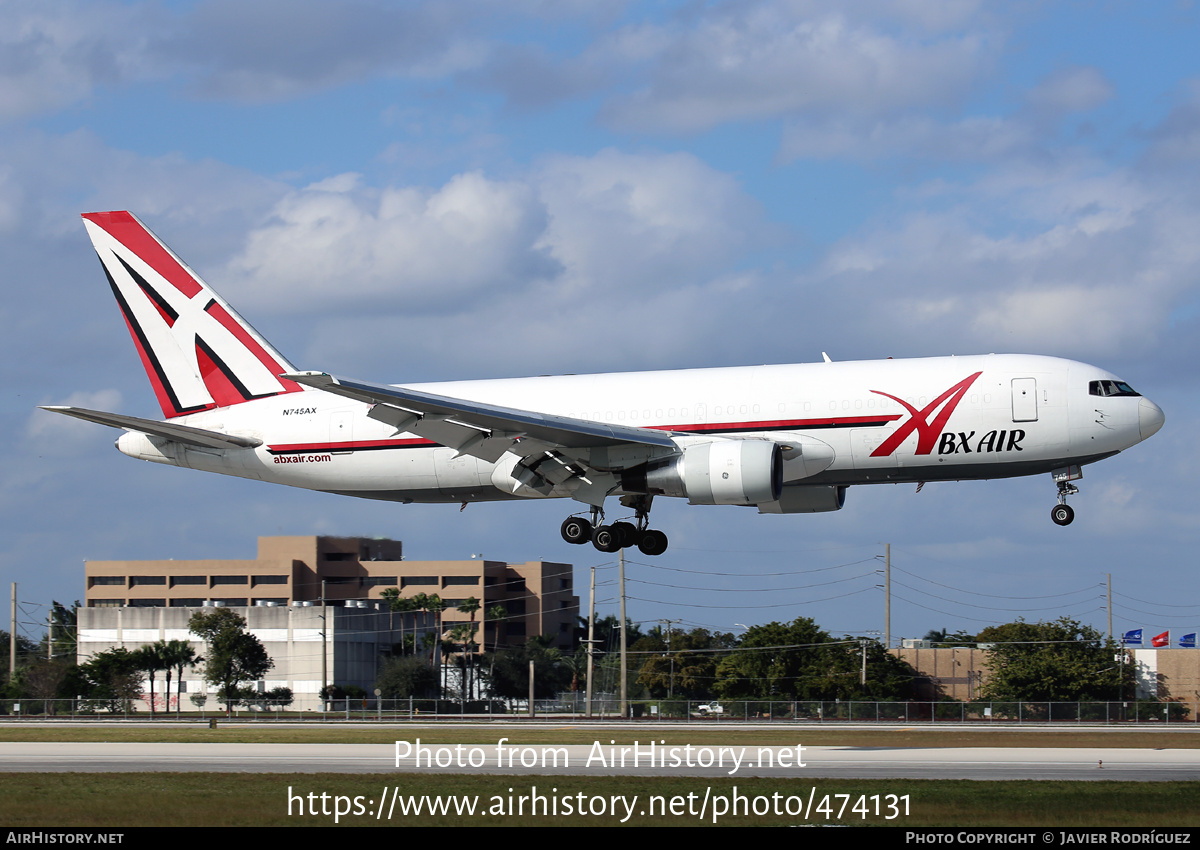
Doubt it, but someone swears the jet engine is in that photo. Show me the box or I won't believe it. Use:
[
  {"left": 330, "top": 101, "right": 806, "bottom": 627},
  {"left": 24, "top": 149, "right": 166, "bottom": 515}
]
[{"left": 624, "top": 439, "right": 783, "bottom": 506}]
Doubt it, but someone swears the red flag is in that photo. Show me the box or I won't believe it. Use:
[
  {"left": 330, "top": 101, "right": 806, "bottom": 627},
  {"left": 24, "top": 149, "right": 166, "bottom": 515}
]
[{"left": 1152, "top": 631, "right": 1169, "bottom": 647}]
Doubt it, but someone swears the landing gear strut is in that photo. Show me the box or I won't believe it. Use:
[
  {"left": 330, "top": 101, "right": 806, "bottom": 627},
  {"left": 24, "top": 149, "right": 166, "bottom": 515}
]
[
  {"left": 1050, "top": 466, "right": 1081, "bottom": 526},
  {"left": 558, "top": 496, "right": 670, "bottom": 556}
]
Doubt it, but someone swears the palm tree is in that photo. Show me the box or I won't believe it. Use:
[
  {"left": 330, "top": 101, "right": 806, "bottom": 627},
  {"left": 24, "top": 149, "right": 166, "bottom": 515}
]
[
  {"left": 132, "top": 644, "right": 165, "bottom": 716},
  {"left": 456, "top": 597, "right": 480, "bottom": 700},
  {"left": 156, "top": 639, "right": 200, "bottom": 718},
  {"left": 426, "top": 594, "right": 446, "bottom": 691},
  {"left": 487, "top": 605, "right": 507, "bottom": 653}
]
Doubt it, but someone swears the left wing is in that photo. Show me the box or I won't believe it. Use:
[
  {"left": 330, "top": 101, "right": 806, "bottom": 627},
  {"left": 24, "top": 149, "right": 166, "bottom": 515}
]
[{"left": 284, "top": 371, "right": 679, "bottom": 506}]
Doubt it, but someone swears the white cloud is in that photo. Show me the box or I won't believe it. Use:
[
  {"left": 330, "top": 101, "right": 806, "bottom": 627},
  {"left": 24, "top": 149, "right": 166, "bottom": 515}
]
[
  {"left": 0, "top": 0, "right": 149, "bottom": 120},
  {"left": 1027, "top": 66, "right": 1114, "bottom": 116},
  {"left": 533, "top": 149, "right": 769, "bottom": 297},
  {"left": 27, "top": 390, "right": 123, "bottom": 444},
  {"left": 229, "top": 170, "right": 557, "bottom": 313},
  {"left": 600, "top": 1, "right": 995, "bottom": 133}
]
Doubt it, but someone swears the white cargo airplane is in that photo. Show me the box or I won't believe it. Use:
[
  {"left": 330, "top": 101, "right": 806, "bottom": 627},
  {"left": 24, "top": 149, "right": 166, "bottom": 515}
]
[{"left": 42, "top": 211, "right": 1165, "bottom": 556}]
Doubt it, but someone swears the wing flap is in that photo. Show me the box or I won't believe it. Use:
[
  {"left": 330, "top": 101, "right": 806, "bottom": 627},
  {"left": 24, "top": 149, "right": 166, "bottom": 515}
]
[{"left": 39, "top": 406, "right": 262, "bottom": 449}]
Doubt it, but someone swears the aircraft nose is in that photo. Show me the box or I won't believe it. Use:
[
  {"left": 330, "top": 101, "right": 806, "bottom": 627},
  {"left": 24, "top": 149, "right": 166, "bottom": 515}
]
[{"left": 1139, "top": 398, "right": 1165, "bottom": 441}]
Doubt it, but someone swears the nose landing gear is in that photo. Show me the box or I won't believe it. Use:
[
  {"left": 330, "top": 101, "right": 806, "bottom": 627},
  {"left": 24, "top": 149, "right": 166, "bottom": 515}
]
[{"left": 1050, "top": 466, "right": 1082, "bottom": 526}]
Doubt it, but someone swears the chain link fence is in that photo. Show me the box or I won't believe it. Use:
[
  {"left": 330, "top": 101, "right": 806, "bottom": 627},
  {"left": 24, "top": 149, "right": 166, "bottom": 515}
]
[{"left": 1, "top": 697, "right": 1193, "bottom": 723}]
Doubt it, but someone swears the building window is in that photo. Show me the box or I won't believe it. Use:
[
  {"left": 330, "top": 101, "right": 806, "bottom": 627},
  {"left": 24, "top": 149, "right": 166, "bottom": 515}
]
[
  {"left": 91, "top": 600, "right": 123, "bottom": 608},
  {"left": 323, "top": 552, "right": 356, "bottom": 561},
  {"left": 211, "top": 576, "right": 248, "bottom": 585},
  {"left": 251, "top": 575, "right": 288, "bottom": 586},
  {"left": 506, "top": 600, "right": 526, "bottom": 615},
  {"left": 128, "top": 599, "right": 165, "bottom": 607},
  {"left": 402, "top": 576, "right": 437, "bottom": 587},
  {"left": 560, "top": 578, "right": 571, "bottom": 590},
  {"left": 170, "top": 576, "right": 206, "bottom": 587},
  {"left": 361, "top": 577, "right": 397, "bottom": 587},
  {"left": 210, "top": 598, "right": 247, "bottom": 606},
  {"left": 444, "top": 576, "right": 479, "bottom": 586},
  {"left": 89, "top": 576, "right": 124, "bottom": 587},
  {"left": 323, "top": 576, "right": 356, "bottom": 585},
  {"left": 506, "top": 622, "right": 526, "bottom": 637},
  {"left": 169, "top": 599, "right": 205, "bottom": 607},
  {"left": 129, "top": 576, "right": 165, "bottom": 586}
]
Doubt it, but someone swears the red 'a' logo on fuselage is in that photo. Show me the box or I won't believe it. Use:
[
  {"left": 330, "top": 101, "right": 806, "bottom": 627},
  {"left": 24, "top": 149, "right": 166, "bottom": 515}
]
[{"left": 869, "top": 372, "right": 983, "bottom": 457}]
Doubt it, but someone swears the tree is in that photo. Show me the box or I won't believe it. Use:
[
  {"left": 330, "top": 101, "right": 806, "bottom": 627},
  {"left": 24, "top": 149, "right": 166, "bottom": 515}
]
[
  {"left": 156, "top": 639, "right": 200, "bottom": 717},
  {"left": 486, "top": 637, "right": 572, "bottom": 704},
  {"left": 634, "top": 628, "right": 738, "bottom": 700},
  {"left": 487, "top": 605, "right": 507, "bottom": 653},
  {"left": 456, "top": 597, "right": 480, "bottom": 699},
  {"left": 381, "top": 589, "right": 418, "bottom": 656},
  {"left": 976, "top": 617, "right": 1128, "bottom": 702},
  {"left": 188, "top": 609, "right": 274, "bottom": 714},
  {"left": 713, "top": 618, "right": 916, "bottom": 701},
  {"left": 376, "top": 655, "right": 439, "bottom": 699},
  {"left": 78, "top": 648, "right": 143, "bottom": 713},
  {"left": 42, "top": 601, "right": 79, "bottom": 660},
  {"left": 132, "top": 644, "right": 166, "bottom": 715}
]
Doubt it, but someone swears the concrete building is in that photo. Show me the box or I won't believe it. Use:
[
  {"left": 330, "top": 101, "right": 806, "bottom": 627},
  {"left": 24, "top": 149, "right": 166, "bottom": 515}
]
[
  {"left": 79, "top": 535, "right": 580, "bottom": 710},
  {"left": 896, "top": 645, "right": 1200, "bottom": 704},
  {"left": 77, "top": 602, "right": 432, "bottom": 712}
]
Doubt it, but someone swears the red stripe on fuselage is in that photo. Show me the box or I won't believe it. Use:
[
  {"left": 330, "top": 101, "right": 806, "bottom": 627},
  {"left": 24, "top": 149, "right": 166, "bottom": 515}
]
[
  {"left": 267, "top": 414, "right": 902, "bottom": 455},
  {"left": 649, "top": 415, "right": 902, "bottom": 433},
  {"left": 268, "top": 438, "right": 436, "bottom": 454}
]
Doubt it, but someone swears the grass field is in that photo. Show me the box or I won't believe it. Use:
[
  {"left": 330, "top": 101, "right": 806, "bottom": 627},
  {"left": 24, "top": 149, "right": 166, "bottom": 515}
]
[{"left": 1, "top": 773, "right": 1197, "bottom": 827}]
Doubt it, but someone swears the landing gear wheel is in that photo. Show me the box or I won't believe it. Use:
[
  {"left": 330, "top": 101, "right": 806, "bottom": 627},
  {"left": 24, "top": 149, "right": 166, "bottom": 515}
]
[
  {"left": 611, "top": 521, "right": 638, "bottom": 548},
  {"left": 592, "top": 525, "right": 621, "bottom": 553},
  {"left": 1051, "top": 504, "right": 1075, "bottom": 526},
  {"left": 560, "top": 516, "right": 592, "bottom": 545},
  {"left": 637, "top": 529, "right": 669, "bottom": 556}
]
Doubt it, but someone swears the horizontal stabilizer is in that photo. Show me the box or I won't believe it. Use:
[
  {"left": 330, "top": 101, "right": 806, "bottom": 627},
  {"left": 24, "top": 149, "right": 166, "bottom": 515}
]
[{"left": 39, "top": 406, "right": 262, "bottom": 449}]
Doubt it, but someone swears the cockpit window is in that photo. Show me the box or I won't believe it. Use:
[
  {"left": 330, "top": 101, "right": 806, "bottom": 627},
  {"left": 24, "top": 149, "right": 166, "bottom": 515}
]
[{"left": 1089, "top": 380, "right": 1141, "bottom": 398}]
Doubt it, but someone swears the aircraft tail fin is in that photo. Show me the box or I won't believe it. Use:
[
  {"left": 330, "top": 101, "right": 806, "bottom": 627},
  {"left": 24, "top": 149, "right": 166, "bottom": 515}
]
[{"left": 81, "top": 211, "right": 303, "bottom": 419}]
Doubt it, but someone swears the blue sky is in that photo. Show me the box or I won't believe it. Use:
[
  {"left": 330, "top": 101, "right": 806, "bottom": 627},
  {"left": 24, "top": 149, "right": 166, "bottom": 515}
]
[{"left": 4, "top": 0, "right": 1200, "bottom": 652}]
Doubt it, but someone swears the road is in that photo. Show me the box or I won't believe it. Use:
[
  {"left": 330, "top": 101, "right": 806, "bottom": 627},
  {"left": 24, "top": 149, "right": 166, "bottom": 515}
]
[{"left": 4, "top": 739, "right": 1198, "bottom": 780}]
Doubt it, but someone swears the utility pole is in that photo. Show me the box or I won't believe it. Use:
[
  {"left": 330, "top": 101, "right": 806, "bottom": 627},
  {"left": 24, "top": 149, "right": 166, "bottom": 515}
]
[
  {"left": 585, "top": 566, "right": 596, "bottom": 717},
  {"left": 1106, "top": 573, "right": 1113, "bottom": 644},
  {"left": 884, "top": 544, "right": 891, "bottom": 650},
  {"left": 619, "top": 548, "right": 627, "bottom": 719},
  {"left": 9, "top": 583, "right": 15, "bottom": 678},
  {"left": 657, "top": 618, "right": 682, "bottom": 699},
  {"left": 320, "top": 578, "right": 328, "bottom": 710}
]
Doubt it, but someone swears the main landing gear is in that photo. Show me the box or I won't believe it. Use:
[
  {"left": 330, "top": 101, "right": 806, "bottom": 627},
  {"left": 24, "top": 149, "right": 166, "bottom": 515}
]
[
  {"left": 559, "top": 496, "right": 669, "bottom": 556},
  {"left": 1050, "top": 465, "right": 1081, "bottom": 526}
]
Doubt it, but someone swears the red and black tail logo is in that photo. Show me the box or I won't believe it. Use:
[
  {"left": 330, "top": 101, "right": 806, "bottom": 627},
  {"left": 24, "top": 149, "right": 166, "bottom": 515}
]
[
  {"left": 869, "top": 372, "right": 982, "bottom": 457},
  {"left": 82, "top": 212, "right": 303, "bottom": 419}
]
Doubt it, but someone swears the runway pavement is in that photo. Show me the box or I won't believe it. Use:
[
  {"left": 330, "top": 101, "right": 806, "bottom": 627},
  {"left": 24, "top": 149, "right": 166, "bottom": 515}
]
[{"left": 4, "top": 740, "right": 1199, "bottom": 780}]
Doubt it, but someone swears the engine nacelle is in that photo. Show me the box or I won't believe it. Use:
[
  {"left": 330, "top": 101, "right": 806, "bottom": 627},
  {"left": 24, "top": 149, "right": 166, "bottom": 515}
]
[
  {"left": 757, "top": 484, "right": 847, "bottom": 514},
  {"left": 626, "top": 440, "right": 783, "bottom": 506}
]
